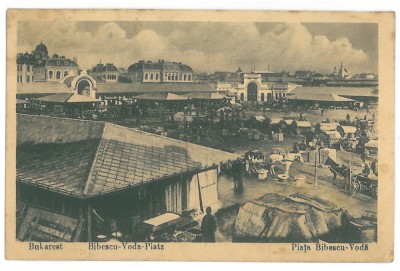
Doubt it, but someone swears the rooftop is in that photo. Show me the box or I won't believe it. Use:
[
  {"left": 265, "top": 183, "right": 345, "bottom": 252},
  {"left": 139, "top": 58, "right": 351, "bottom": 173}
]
[
  {"left": 17, "top": 114, "right": 238, "bottom": 198},
  {"left": 291, "top": 86, "right": 378, "bottom": 98},
  {"left": 287, "top": 93, "right": 356, "bottom": 102},
  {"left": 17, "top": 82, "right": 216, "bottom": 96}
]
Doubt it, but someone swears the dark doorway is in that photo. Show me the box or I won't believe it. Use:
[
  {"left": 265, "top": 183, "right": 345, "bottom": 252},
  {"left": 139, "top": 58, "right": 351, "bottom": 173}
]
[
  {"left": 77, "top": 80, "right": 91, "bottom": 95},
  {"left": 247, "top": 82, "right": 258, "bottom": 102}
]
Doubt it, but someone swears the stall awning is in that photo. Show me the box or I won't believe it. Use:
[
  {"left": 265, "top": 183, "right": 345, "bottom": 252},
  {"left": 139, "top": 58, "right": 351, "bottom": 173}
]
[
  {"left": 36, "top": 93, "right": 102, "bottom": 103},
  {"left": 183, "top": 92, "right": 226, "bottom": 100},
  {"left": 135, "top": 92, "right": 188, "bottom": 101},
  {"left": 338, "top": 125, "right": 357, "bottom": 134},
  {"left": 320, "top": 123, "right": 340, "bottom": 132}
]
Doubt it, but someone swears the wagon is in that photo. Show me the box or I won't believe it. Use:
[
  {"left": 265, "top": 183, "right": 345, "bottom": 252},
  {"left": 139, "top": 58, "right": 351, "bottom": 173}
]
[{"left": 325, "top": 157, "right": 377, "bottom": 197}]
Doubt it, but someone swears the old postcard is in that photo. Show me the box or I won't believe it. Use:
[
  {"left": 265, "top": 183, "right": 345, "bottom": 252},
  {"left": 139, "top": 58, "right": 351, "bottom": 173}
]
[{"left": 5, "top": 9, "right": 394, "bottom": 261}]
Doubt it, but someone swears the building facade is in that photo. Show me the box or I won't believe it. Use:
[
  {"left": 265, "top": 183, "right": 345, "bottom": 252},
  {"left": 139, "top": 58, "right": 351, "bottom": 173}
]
[
  {"left": 89, "top": 62, "right": 119, "bottom": 84},
  {"left": 127, "top": 60, "right": 194, "bottom": 83},
  {"left": 16, "top": 42, "right": 79, "bottom": 83}
]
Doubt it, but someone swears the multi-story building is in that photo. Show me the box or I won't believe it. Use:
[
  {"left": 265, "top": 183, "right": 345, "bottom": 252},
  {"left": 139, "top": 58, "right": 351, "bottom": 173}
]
[
  {"left": 16, "top": 53, "right": 35, "bottom": 83},
  {"left": 89, "top": 62, "right": 119, "bottom": 83},
  {"left": 45, "top": 54, "right": 79, "bottom": 82},
  {"left": 16, "top": 41, "right": 79, "bottom": 83},
  {"left": 127, "top": 60, "right": 194, "bottom": 83}
]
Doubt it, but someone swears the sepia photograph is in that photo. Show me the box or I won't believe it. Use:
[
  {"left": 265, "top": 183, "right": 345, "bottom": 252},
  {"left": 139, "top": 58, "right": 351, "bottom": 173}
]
[{"left": 5, "top": 9, "right": 394, "bottom": 262}]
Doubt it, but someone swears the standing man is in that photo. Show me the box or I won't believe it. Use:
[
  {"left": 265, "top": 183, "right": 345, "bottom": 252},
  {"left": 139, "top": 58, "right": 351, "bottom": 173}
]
[{"left": 201, "top": 207, "right": 217, "bottom": 242}]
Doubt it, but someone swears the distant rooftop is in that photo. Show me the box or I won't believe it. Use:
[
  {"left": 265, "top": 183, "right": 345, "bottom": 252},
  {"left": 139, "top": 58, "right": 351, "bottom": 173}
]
[{"left": 291, "top": 86, "right": 378, "bottom": 98}]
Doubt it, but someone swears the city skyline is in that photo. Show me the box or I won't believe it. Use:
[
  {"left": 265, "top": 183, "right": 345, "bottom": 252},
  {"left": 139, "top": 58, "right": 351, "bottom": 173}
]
[{"left": 18, "top": 21, "right": 378, "bottom": 74}]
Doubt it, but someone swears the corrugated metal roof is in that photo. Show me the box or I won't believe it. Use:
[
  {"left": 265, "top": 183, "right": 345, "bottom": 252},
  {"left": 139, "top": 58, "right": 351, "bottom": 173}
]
[
  {"left": 183, "top": 92, "right": 225, "bottom": 100},
  {"left": 287, "top": 93, "right": 356, "bottom": 102},
  {"left": 135, "top": 92, "right": 188, "bottom": 101},
  {"left": 291, "top": 86, "right": 378, "bottom": 97},
  {"left": 36, "top": 93, "right": 102, "bottom": 103},
  {"left": 96, "top": 82, "right": 215, "bottom": 94},
  {"left": 17, "top": 82, "right": 216, "bottom": 95},
  {"left": 36, "top": 93, "right": 73, "bottom": 103},
  {"left": 17, "top": 114, "right": 238, "bottom": 198},
  {"left": 17, "top": 82, "right": 71, "bottom": 95}
]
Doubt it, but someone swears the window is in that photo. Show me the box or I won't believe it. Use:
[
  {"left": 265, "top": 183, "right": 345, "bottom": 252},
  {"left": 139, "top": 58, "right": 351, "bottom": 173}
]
[
  {"left": 150, "top": 73, "right": 153, "bottom": 80},
  {"left": 49, "top": 71, "right": 53, "bottom": 79},
  {"left": 56, "top": 71, "right": 61, "bottom": 80},
  {"left": 261, "top": 93, "right": 265, "bottom": 101},
  {"left": 31, "top": 76, "right": 34, "bottom": 82},
  {"left": 168, "top": 75, "right": 171, "bottom": 80},
  {"left": 145, "top": 73, "right": 148, "bottom": 80},
  {"left": 184, "top": 75, "right": 187, "bottom": 81},
  {"left": 156, "top": 74, "right": 159, "bottom": 80},
  {"left": 17, "top": 75, "right": 19, "bottom": 82},
  {"left": 64, "top": 71, "right": 68, "bottom": 77},
  {"left": 188, "top": 75, "right": 192, "bottom": 81},
  {"left": 27, "top": 65, "right": 30, "bottom": 72},
  {"left": 175, "top": 75, "right": 178, "bottom": 81},
  {"left": 240, "top": 93, "right": 244, "bottom": 101}
]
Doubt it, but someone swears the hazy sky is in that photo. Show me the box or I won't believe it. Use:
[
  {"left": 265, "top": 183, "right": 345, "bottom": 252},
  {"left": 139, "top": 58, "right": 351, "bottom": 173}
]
[{"left": 17, "top": 21, "right": 378, "bottom": 74}]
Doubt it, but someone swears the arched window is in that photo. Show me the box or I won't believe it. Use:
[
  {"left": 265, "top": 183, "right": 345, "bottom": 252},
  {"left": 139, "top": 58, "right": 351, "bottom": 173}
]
[
  {"left": 261, "top": 93, "right": 265, "bottom": 101},
  {"left": 150, "top": 73, "right": 153, "bottom": 80},
  {"left": 240, "top": 93, "right": 245, "bottom": 101},
  {"left": 64, "top": 71, "right": 68, "bottom": 77},
  {"left": 179, "top": 74, "right": 182, "bottom": 81},
  {"left": 184, "top": 75, "right": 187, "bottom": 81},
  {"left": 188, "top": 75, "right": 192, "bottom": 81},
  {"left": 56, "top": 71, "right": 61, "bottom": 80},
  {"left": 145, "top": 73, "right": 148, "bottom": 80},
  {"left": 49, "top": 71, "right": 53, "bottom": 79},
  {"left": 168, "top": 75, "right": 171, "bottom": 81},
  {"left": 156, "top": 74, "right": 159, "bottom": 80},
  {"left": 175, "top": 75, "right": 178, "bottom": 80}
]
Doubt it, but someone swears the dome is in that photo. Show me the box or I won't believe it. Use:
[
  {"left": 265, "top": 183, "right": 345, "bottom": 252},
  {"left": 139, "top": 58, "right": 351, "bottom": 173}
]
[{"left": 35, "top": 41, "right": 48, "bottom": 55}]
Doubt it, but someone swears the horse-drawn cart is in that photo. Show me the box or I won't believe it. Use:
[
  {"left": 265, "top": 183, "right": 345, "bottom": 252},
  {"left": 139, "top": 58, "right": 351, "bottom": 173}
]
[{"left": 325, "top": 157, "right": 377, "bottom": 197}]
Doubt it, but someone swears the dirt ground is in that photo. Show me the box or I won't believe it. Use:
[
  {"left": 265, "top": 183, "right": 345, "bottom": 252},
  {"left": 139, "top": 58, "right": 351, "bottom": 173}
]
[{"left": 212, "top": 107, "right": 378, "bottom": 242}]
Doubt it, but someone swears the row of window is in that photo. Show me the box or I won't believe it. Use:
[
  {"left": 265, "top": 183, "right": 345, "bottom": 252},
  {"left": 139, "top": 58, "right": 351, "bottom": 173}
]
[
  {"left": 48, "top": 70, "right": 69, "bottom": 80},
  {"left": 107, "top": 74, "right": 117, "bottom": 80},
  {"left": 17, "top": 65, "right": 32, "bottom": 72},
  {"left": 144, "top": 73, "right": 159, "bottom": 81},
  {"left": 143, "top": 72, "right": 192, "bottom": 81},
  {"left": 17, "top": 75, "right": 33, "bottom": 83}
]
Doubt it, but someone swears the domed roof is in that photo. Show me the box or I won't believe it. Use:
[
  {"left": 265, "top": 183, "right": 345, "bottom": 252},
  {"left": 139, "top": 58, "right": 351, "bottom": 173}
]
[{"left": 35, "top": 41, "right": 48, "bottom": 54}]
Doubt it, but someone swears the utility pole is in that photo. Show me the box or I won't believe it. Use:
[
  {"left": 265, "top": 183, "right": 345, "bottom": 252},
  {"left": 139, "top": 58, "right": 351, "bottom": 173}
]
[
  {"left": 314, "top": 148, "right": 318, "bottom": 187},
  {"left": 348, "top": 149, "right": 352, "bottom": 193}
]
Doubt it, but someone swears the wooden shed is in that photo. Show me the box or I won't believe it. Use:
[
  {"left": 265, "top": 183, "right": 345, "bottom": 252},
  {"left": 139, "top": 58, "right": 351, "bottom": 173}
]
[{"left": 16, "top": 114, "right": 238, "bottom": 241}]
